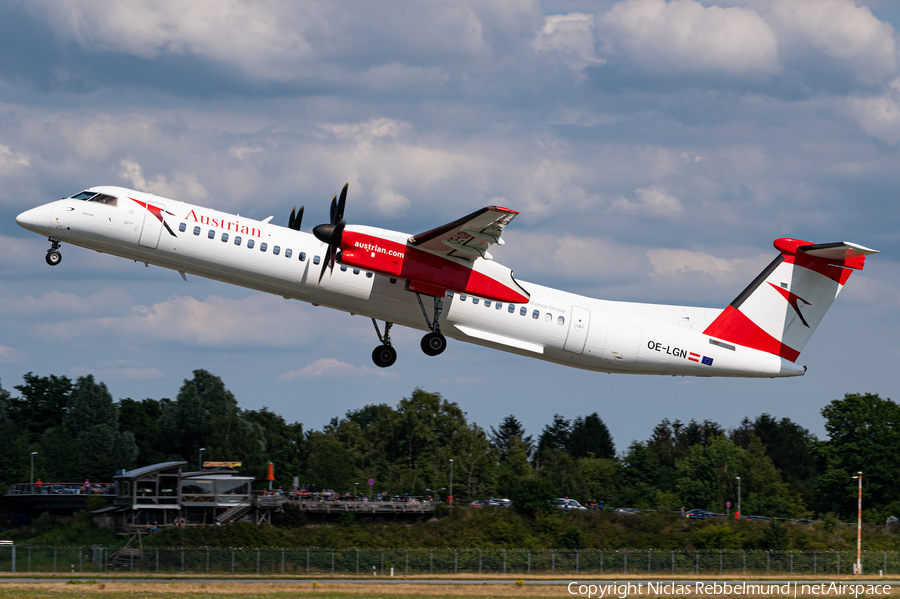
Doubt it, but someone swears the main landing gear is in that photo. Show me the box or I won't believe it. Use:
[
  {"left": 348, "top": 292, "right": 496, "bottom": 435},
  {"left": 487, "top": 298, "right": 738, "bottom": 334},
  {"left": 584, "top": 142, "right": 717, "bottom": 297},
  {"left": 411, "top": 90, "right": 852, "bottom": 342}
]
[
  {"left": 45, "top": 238, "right": 62, "bottom": 266},
  {"left": 371, "top": 320, "right": 397, "bottom": 368},
  {"left": 415, "top": 292, "right": 447, "bottom": 357},
  {"left": 369, "top": 293, "right": 449, "bottom": 368}
]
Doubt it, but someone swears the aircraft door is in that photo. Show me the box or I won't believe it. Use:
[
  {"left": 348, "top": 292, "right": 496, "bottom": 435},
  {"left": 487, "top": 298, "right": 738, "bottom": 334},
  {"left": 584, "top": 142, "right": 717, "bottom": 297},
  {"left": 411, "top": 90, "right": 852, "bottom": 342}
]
[
  {"left": 600, "top": 321, "right": 642, "bottom": 367},
  {"left": 138, "top": 202, "right": 165, "bottom": 249},
  {"left": 564, "top": 306, "right": 591, "bottom": 354}
]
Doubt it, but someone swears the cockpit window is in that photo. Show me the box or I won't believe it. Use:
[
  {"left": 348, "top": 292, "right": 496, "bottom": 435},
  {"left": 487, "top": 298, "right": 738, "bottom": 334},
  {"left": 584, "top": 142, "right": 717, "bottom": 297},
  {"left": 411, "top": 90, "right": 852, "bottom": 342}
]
[
  {"left": 90, "top": 194, "right": 117, "bottom": 205},
  {"left": 68, "top": 191, "right": 117, "bottom": 205}
]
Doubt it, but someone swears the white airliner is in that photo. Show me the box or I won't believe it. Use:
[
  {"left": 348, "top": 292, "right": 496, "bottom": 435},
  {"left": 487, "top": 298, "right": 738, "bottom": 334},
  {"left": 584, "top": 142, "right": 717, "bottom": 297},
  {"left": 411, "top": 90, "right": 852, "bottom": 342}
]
[{"left": 16, "top": 185, "right": 877, "bottom": 377}]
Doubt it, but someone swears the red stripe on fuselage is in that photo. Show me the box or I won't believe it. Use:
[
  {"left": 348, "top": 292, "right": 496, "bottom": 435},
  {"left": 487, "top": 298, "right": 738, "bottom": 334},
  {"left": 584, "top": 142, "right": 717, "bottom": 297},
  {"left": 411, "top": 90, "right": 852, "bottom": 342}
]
[
  {"left": 339, "top": 231, "right": 529, "bottom": 303},
  {"left": 702, "top": 306, "right": 801, "bottom": 362}
]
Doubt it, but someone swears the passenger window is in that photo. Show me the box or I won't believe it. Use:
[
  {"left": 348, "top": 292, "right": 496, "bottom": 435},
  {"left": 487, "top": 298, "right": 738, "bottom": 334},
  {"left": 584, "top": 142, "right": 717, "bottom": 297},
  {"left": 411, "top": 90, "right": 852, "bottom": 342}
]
[
  {"left": 299, "top": 252, "right": 306, "bottom": 261},
  {"left": 508, "top": 304, "right": 515, "bottom": 313},
  {"left": 460, "top": 295, "right": 467, "bottom": 301},
  {"left": 273, "top": 246, "right": 280, "bottom": 255},
  {"left": 234, "top": 236, "right": 242, "bottom": 246},
  {"left": 473, "top": 298, "right": 480, "bottom": 305},
  {"left": 340, "top": 265, "right": 347, "bottom": 272},
  {"left": 484, "top": 300, "right": 491, "bottom": 307},
  {"left": 532, "top": 310, "right": 539, "bottom": 319},
  {"left": 178, "top": 223, "right": 186, "bottom": 233},
  {"left": 390, "top": 278, "right": 397, "bottom": 284},
  {"left": 207, "top": 229, "right": 215, "bottom": 239},
  {"left": 260, "top": 243, "right": 268, "bottom": 252},
  {"left": 558, "top": 316, "right": 565, "bottom": 325},
  {"left": 447, "top": 291, "right": 454, "bottom": 297},
  {"left": 248, "top": 239, "right": 255, "bottom": 249},
  {"left": 520, "top": 306, "right": 527, "bottom": 316},
  {"left": 366, "top": 272, "right": 373, "bottom": 278},
  {"left": 193, "top": 226, "right": 200, "bottom": 236},
  {"left": 496, "top": 302, "right": 502, "bottom": 310},
  {"left": 221, "top": 233, "right": 229, "bottom": 242},
  {"left": 545, "top": 313, "right": 552, "bottom": 322},
  {"left": 285, "top": 249, "right": 292, "bottom": 258},
  {"left": 313, "top": 255, "right": 321, "bottom": 265},
  {"left": 353, "top": 269, "right": 360, "bottom": 275}
]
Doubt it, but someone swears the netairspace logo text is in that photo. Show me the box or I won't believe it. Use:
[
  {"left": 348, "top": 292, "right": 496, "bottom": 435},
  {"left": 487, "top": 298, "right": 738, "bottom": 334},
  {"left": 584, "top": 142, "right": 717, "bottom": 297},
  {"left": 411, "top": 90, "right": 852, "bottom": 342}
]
[{"left": 567, "top": 582, "right": 892, "bottom": 598}]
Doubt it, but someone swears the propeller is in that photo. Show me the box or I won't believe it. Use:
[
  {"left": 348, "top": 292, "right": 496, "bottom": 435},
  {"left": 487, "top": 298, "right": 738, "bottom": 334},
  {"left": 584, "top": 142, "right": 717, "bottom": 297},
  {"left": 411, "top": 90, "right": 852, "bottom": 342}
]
[
  {"left": 287, "top": 206, "right": 304, "bottom": 231},
  {"left": 313, "top": 183, "right": 348, "bottom": 283}
]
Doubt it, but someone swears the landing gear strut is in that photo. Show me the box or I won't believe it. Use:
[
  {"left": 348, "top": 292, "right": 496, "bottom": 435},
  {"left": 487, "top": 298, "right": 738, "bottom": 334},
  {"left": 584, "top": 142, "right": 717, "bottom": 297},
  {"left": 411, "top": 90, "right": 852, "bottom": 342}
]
[
  {"left": 415, "top": 293, "right": 447, "bottom": 356},
  {"left": 371, "top": 319, "right": 397, "bottom": 368},
  {"left": 45, "top": 238, "right": 62, "bottom": 266}
]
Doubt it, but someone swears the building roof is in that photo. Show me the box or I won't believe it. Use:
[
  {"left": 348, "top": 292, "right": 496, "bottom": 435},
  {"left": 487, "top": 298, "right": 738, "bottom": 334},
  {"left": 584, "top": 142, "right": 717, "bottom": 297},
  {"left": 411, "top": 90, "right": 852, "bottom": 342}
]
[{"left": 115, "top": 461, "right": 187, "bottom": 480}]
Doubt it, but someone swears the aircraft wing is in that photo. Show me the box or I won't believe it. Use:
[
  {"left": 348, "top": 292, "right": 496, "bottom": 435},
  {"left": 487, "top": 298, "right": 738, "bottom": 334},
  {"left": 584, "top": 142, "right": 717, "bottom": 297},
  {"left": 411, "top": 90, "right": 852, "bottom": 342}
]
[{"left": 408, "top": 206, "right": 519, "bottom": 260}]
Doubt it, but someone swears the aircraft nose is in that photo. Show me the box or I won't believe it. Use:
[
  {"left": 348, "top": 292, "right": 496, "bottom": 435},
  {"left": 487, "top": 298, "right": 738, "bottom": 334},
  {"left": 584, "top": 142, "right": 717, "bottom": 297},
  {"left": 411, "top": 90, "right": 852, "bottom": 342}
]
[{"left": 16, "top": 205, "right": 52, "bottom": 233}]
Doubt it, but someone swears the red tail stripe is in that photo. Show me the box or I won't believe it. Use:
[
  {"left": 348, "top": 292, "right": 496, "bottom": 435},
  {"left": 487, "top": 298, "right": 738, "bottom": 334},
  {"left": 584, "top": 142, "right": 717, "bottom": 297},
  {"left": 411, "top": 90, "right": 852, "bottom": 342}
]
[
  {"left": 784, "top": 253, "right": 852, "bottom": 286},
  {"left": 702, "top": 306, "right": 801, "bottom": 362}
]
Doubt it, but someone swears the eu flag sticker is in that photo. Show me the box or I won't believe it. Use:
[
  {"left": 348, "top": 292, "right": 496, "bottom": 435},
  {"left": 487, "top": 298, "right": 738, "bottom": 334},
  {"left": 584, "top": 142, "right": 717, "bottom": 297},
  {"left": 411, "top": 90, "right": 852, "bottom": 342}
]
[{"left": 701, "top": 356, "right": 714, "bottom": 366}]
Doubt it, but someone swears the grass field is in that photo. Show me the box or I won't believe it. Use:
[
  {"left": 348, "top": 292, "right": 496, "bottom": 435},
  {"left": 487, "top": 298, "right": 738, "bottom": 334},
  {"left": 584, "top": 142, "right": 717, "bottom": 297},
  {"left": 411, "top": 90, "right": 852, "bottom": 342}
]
[{"left": 0, "top": 579, "right": 896, "bottom": 599}]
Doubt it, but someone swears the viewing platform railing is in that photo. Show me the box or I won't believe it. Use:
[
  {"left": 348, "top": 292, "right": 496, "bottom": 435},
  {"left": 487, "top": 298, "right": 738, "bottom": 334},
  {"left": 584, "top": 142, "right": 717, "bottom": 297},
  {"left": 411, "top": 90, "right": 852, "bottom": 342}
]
[{"left": 5, "top": 483, "right": 116, "bottom": 496}]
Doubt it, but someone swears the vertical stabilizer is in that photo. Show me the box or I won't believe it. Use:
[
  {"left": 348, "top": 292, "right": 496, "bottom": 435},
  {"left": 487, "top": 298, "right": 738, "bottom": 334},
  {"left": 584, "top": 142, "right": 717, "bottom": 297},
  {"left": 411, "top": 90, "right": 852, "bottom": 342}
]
[{"left": 702, "top": 239, "right": 877, "bottom": 362}]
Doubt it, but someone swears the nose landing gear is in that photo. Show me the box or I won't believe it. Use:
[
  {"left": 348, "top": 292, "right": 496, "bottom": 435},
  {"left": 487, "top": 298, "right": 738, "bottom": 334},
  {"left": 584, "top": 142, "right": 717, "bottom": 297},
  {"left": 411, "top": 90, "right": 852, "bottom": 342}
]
[{"left": 45, "top": 238, "right": 62, "bottom": 266}]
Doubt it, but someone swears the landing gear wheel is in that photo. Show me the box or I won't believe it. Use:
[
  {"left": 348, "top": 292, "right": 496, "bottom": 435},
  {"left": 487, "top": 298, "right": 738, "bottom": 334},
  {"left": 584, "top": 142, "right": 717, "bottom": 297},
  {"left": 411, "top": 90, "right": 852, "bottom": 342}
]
[
  {"left": 46, "top": 250, "right": 62, "bottom": 266},
  {"left": 372, "top": 344, "right": 397, "bottom": 368},
  {"left": 421, "top": 332, "right": 447, "bottom": 356}
]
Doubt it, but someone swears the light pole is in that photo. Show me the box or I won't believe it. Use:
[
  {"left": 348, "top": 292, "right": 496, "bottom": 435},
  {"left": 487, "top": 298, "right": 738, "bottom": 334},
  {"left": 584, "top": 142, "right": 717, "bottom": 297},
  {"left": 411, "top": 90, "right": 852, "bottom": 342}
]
[
  {"left": 853, "top": 471, "right": 863, "bottom": 575},
  {"left": 449, "top": 459, "right": 454, "bottom": 505},
  {"left": 735, "top": 476, "right": 741, "bottom": 519},
  {"left": 199, "top": 448, "right": 205, "bottom": 470},
  {"left": 354, "top": 482, "right": 359, "bottom": 499},
  {"left": 30, "top": 452, "right": 37, "bottom": 486}
]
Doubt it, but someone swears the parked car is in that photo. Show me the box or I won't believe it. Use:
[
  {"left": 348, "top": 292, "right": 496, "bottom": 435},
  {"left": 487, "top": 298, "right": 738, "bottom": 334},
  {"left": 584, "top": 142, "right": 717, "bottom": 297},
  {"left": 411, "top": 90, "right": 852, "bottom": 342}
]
[
  {"left": 486, "top": 498, "right": 513, "bottom": 507},
  {"left": 793, "top": 519, "right": 815, "bottom": 525},
  {"left": 552, "top": 498, "right": 587, "bottom": 511},
  {"left": 614, "top": 507, "right": 641, "bottom": 515},
  {"left": 684, "top": 509, "right": 716, "bottom": 519},
  {"left": 745, "top": 515, "right": 772, "bottom": 522},
  {"left": 469, "top": 499, "right": 488, "bottom": 508}
]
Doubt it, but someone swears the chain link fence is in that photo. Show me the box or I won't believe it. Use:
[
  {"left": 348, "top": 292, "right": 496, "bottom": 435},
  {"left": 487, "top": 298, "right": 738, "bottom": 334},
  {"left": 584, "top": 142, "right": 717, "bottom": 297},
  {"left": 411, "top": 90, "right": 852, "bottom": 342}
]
[{"left": 0, "top": 547, "right": 896, "bottom": 576}]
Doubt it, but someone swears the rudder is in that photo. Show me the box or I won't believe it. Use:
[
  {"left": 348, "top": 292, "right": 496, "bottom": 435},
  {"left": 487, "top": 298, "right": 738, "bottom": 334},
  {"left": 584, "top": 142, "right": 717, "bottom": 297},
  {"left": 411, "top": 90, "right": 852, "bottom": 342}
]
[{"left": 703, "top": 238, "right": 877, "bottom": 362}]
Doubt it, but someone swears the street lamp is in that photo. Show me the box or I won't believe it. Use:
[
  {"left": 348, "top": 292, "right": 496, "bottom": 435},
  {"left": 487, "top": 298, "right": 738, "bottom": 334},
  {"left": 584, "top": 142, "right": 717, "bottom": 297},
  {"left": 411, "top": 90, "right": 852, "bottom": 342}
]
[
  {"left": 852, "top": 471, "right": 863, "bottom": 575},
  {"left": 449, "top": 459, "right": 454, "bottom": 505},
  {"left": 735, "top": 476, "right": 741, "bottom": 519},
  {"left": 354, "top": 482, "right": 359, "bottom": 499},
  {"left": 199, "top": 448, "right": 205, "bottom": 470},
  {"left": 30, "top": 452, "right": 37, "bottom": 487}
]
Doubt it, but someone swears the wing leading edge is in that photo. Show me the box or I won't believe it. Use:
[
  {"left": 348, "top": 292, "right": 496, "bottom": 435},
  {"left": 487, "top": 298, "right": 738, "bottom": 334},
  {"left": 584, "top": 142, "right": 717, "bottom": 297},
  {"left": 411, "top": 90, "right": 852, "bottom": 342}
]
[{"left": 408, "top": 206, "right": 519, "bottom": 260}]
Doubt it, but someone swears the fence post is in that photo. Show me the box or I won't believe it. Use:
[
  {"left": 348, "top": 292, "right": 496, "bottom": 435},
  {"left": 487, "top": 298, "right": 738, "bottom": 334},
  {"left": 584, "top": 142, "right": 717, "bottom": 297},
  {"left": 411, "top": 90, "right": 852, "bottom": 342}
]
[
  {"left": 552, "top": 550, "right": 556, "bottom": 574},
  {"left": 306, "top": 548, "right": 309, "bottom": 575},
  {"left": 838, "top": 551, "right": 840, "bottom": 575},
  {"left": 695, "top": 553, "right": 698, "bottom": 575},
  {"left": 79, "top": 547, "right": 81, "bottom": 572},
  {"left": 282, "top": 548, "right": 285, "bottom": 575},
  {"left": 10, "top": 545, "right": 14, "bottom": 573},
  {"left": 743, "top": 551, "right": 746, "bottom": 575},
  {"left": 479, "top": 549, "right": 482, "bottom": 574},
  {"left": 54, "top": 547, "right": 57, "bottom": 573},
  {"left": 232, "top": 548, "right": 235, "bottom": 574},
  {"left": 719, "top": 551, "right": 722, "bottom": 575},
  {"left": 672, "top": 551, "right": 674, "bottom": 575},
  {"left": 790, "top": 551, "right": 793, "bottom": 574},
  {"left": 257, "top": 548, "right": 260, "bottom": 575},
  {"left": 28, "top": 547, "right": 31, "bottom": 572},
  {"left": 332, "top": 549, "right": 335, "bottom": 575},
  {"left": 528, "top": 551, "right": 531, "bottom": 575},
  {"left": 576, "top": 550, "right": 579, "bottom": 575},
  {"left": 380, "top": 548, "right": 384, "bottom": 575},
  {"left": 503, "top": 549, "right": 507, "bottom": 574},
  {"left": 406, "top": 549, "right": 409, "bottom": 576},
  {"left": 648, "top": 549, "right": 651, "bottom": 573},
  {"left": 156, "top": 547, "right": 159, "bottom": 573},
  {"left": 430, "top": 550, "right": 433, "bottom": 575},
  {"left": 356, "top": 548, "right": 359, "bottom": 575},
  {"left": 454, "top": 549, "right": 457, "bottom": 574},
  {"left": 207, "top": 548, "right": 210, "bottom": 574},
  {"left": 600, "top": 550, "right": 603, "bottom": 575},
  {"left": 129, "top": 547, "right": 132, "bottom": 572},
  {"left": 766, "top": 551, "right": 770, "bottom": 575},
  {"left": 884, "top": 551, "right": 887, "bottom": 575},
  {"left": 624, "top": 550, "right": 627, "bottom": 575},
  {"left": 182, "top": 548, "right": 185, "bottom": 574},
  {"left": 814, "top": 551, "right": 816, "bottom": 575}
]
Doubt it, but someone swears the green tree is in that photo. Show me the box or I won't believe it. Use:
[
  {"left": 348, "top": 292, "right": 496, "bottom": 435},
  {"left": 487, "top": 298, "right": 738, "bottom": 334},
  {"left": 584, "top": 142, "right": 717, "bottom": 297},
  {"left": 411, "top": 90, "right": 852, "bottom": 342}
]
[
  {"left": 676, "top": 435, "right": 743, "bottom": 510},
  {"left": 815, "top": 393, "right": 900, "bottom": 517},
  {"left": 537, "top": 414, "right": 570, "bottom": 454},
  {"left": 118, "top": 398, "right": 167, "bottom": 466},
  {"left": 158, "top": 369, "right": 239, "bottom": 461},
  {"left": 11, "top": 373, "right": 72, "bottom": 441},
  {"left": 489, "top": 415, "right": 535, "bottom": 461},
  {"left": 568, "top": 413, "right": 615, "bottom": 459}
]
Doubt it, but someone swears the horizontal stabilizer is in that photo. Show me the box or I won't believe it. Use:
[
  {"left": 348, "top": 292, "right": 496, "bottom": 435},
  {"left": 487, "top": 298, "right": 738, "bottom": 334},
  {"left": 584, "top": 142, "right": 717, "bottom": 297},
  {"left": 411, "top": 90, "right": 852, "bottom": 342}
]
[{"left": 798, "top": 241, "right": 878, "bottom": 270}]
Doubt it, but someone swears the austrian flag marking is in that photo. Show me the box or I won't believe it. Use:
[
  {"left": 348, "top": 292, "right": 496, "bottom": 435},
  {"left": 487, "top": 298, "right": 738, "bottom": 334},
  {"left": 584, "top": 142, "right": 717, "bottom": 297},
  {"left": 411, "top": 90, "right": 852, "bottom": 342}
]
[{"left": 688, "top": 352, "right": 700, "bottom": 362}]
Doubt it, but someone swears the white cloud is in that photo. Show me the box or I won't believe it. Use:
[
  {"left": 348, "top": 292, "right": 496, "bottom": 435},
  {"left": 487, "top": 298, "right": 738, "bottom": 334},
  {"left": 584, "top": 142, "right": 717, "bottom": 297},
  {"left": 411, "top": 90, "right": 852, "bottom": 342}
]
[
  {"left": 646, "top": 248, "right": 770, "bottom": 284},
  {"left": 0, "top": 344, "right": 27, "bottom": 363},
  {"left": 532, "top": 13, "right": 606, "bottom": 75},
  {"left": 121, "top": 159, "right": 210, "bottom": 203},
  {"left": 847, "top": 78, "right": 900, "bottom": 145},
  {"left": 69, "top": 365, "right": 165, "bottom": 380},
  {"left": 763, "top": 0, "right": 897, "bottom": 86},
  {"left": 0, "top": 144, "right": 30, "bottom": 173},
  {"left": 278, "top": 357, "right": 398, "bottom": 380},
  {"left": 596, "top": 0, "right": 780, "bottom": 76},
  {"left": 612, "top": 185, "right": 682, "bottom": 219}
]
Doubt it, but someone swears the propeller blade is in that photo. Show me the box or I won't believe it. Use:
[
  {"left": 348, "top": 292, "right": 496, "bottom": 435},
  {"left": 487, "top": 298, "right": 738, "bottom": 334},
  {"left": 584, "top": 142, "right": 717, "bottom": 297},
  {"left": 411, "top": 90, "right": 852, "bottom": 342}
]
[
  {"left": 318, "top": 253, "right": 330, "bottom": 284},
  {"left": 293, "top": 206, "right": 304, "bottom": 231},
  {"left": 334, "top": 183, "right": 348, "bottom": 224},
  {"left": 288, "top": 207, "right": 296, "bottom": 229},
  {"left": 329, "top": 194, "right": 338, "bottom": 224}
]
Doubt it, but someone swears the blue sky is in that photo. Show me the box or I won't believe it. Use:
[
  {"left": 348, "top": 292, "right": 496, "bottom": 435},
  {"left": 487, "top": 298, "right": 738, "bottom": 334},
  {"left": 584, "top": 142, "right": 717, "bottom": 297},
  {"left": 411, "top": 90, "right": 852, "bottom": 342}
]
[{"left": 1, "top": 0, "right": 899, "bottom": 452}]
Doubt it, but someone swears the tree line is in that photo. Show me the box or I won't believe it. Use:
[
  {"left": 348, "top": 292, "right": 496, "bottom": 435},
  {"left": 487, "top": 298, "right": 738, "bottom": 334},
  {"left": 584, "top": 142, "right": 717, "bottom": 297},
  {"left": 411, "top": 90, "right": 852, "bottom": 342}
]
[{"left": 0, "top": 370, "right": 896, "bottom": 522}]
